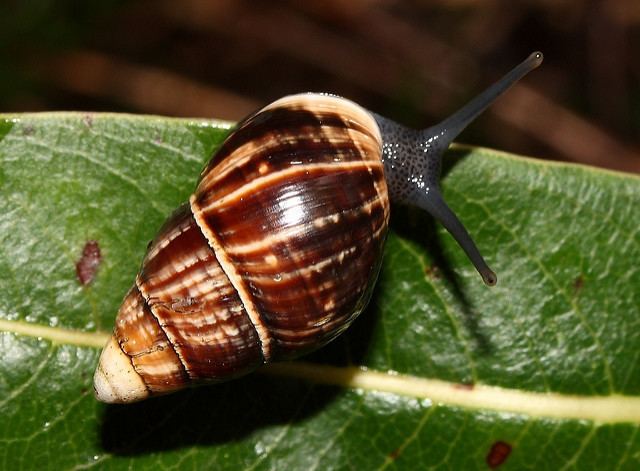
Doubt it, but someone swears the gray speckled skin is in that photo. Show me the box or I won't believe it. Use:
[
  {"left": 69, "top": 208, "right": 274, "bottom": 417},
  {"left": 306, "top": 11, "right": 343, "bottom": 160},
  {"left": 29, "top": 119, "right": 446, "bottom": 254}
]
[
  {"left": 369, "top": 52, "right": 543, "bottom": 286},
  {"left": 373, "top": 112, "right": 498, "bottom": 286},
  {"left": 373, "top": 114, "right": 446, "bottom": 205}
]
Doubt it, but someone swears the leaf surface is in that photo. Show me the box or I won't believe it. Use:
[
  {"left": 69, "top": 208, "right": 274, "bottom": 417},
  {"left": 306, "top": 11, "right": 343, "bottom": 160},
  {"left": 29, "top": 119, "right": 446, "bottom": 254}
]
[{"left": 0, "top": 113, "right": 639, "bottom": 470}]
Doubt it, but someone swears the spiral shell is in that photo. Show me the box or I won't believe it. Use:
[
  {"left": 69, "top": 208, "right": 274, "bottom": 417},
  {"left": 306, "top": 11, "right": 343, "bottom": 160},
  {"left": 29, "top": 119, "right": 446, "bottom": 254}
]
[{"left": 94, "top": 94, "right": 390, "bottom": 403}]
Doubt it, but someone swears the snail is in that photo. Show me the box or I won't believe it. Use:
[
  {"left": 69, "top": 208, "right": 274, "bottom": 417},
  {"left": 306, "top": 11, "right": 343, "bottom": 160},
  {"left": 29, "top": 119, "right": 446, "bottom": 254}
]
[{"left": 94, "top": 52, "right": 543, "bottom": 403}]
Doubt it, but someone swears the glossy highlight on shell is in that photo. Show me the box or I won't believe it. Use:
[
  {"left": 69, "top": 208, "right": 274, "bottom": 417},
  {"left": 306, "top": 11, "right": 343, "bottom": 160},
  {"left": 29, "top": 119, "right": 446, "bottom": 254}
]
[{"left": 94, "top": 95, "right": 390, "bottom": 402}]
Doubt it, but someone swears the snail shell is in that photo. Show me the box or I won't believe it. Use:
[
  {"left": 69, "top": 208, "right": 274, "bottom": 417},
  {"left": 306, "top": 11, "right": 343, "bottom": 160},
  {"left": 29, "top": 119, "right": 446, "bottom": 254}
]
[
  {"left": 95, "top": 95, "right": 390, "bottom": 402},
  {"left": 94, "top": 52, "right": 543, "bottom": 403}
]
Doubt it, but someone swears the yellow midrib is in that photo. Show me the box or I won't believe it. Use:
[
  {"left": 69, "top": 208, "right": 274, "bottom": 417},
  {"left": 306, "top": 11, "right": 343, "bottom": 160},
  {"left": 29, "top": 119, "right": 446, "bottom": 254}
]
[{"left": 1, "top": 318, "right": 639, "bottom": 424}]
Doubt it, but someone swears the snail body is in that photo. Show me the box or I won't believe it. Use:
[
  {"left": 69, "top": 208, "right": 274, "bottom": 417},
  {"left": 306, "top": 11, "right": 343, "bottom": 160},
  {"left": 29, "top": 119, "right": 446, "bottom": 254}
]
[{"left": 94, "top": 53, "right": 543, "bottom": 403}]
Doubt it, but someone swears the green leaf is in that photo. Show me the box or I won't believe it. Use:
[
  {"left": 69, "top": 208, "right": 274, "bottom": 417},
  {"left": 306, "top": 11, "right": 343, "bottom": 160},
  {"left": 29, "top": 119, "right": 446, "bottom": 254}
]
[{"left": 1, "top": 112, "right": 639, "bottom": 470}]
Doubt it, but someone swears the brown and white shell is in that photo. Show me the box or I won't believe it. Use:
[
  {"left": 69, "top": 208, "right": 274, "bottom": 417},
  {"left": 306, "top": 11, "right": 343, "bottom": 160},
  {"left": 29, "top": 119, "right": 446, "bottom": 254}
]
[{"left": 94, "top": 94, "right": 390, "bottom": 403}]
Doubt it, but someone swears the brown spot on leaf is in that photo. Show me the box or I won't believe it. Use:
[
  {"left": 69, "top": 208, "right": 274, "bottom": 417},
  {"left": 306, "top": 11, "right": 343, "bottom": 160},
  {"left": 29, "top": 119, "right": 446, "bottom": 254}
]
[
  {"left": 75, "top": 240, "right": 101, "bottom": 286},
  {"left": 388, "top": 447, "right": 401, "bottom": 460},
  {"left": 486, "top": 441, "right": 512, "bottom": 468},
  {"left": 453, "top": 382, "right": 475, "bottom": 390},
  {"left": 573, "top": 275, "right": 584, "bottom": 295},
  {"left": 424, "top": 264, "right": 441, "bottom": 280}
]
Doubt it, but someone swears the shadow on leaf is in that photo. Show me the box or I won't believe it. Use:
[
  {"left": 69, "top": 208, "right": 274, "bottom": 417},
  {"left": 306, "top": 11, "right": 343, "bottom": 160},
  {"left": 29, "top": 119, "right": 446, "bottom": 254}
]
[
  {"left": 100, "top": 374, "right": 336, "bottom": 455},
  {"left": 389, "top": 148, "right": 493, "bottom": 356},
  {"left": 99, "top": 293, "right": 378, "bottom": 455}
]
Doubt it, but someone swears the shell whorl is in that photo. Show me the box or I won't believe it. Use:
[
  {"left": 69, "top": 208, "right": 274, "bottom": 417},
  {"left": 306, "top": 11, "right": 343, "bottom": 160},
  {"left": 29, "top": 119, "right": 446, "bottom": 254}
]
[{"left": 94, "top": 94, "right": 390, "bottom": 402}]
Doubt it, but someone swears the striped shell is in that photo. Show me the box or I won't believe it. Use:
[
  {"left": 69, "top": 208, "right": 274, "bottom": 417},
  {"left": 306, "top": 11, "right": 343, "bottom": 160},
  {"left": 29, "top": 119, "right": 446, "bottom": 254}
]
[{"left": 94, "top": 94, "right": 390, "bottom": 403}]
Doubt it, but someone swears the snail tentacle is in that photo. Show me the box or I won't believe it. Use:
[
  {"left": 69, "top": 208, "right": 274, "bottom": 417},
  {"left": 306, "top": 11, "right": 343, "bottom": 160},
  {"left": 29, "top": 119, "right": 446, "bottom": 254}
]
[{"left": 375, "top": 52, "right": 543, "bottom": 284}]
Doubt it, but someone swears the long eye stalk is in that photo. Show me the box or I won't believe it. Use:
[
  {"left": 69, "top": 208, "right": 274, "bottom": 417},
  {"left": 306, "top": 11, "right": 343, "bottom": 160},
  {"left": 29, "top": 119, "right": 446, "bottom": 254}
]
[
  {"left": 431, "top": 51, "right": 543, "bottom": 145},
  {"left": 375, "top": 52, "right": 543, "bottom": 286}
]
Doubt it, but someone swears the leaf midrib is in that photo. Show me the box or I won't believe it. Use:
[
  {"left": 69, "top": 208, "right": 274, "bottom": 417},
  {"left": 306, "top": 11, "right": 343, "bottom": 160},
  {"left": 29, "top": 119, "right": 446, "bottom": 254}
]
[{"left": 1, "top": 318, "right": 639, "bottom": 424}]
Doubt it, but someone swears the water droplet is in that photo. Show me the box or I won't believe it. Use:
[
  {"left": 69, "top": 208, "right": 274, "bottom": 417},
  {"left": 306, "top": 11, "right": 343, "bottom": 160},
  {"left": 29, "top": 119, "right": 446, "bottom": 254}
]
[
  {"left": 43, "top": 421, "right": 50, "bottom": 429},
  {"left": 273, "top": 274, "right": 282, "bottom": 282},
  {"left": 93, "top": 455, "right": 100, "bottom": 461},
  {"left": 49, "top": 316, "right": 59, "bottom": 327}
]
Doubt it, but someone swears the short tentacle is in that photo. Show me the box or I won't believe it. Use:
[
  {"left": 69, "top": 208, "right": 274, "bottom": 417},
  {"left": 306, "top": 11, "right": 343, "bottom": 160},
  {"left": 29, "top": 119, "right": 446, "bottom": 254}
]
[{"left": 410, "top": 189, "right": 497, "bottom": 286}]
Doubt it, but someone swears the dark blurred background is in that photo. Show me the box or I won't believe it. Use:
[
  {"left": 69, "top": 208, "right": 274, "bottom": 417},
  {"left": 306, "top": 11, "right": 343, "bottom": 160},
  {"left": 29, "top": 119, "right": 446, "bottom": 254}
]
[{"left": 2, "top": 0, "right": 639, "bottom": 173}]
